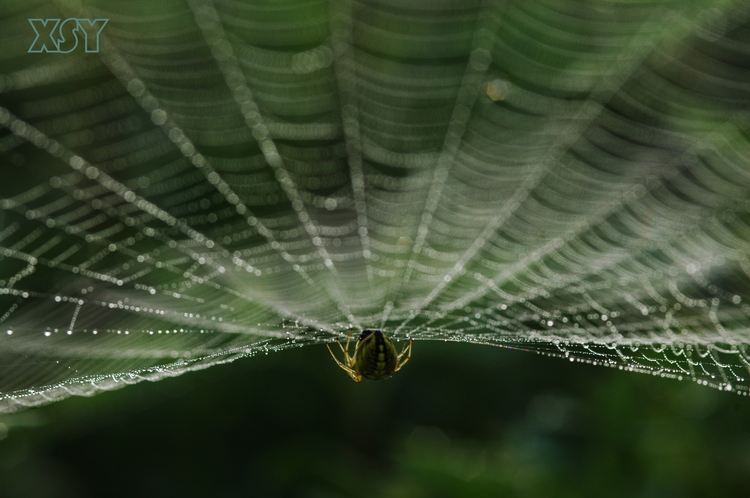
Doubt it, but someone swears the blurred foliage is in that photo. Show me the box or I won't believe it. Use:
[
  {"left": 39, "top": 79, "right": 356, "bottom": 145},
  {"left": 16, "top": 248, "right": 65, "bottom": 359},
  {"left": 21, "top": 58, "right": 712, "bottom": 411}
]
[
  {"left": 1, "top": 342, "right": 749, "bottom": 497},
  {"left": 2, "top": 0, "right": 750, "bottom": 494}
]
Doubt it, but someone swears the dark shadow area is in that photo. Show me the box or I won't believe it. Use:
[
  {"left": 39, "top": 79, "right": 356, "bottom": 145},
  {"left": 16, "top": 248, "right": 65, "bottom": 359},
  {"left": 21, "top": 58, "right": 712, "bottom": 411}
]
[{"left": 1, "top": 342, "right": 748, "bottom": 498}]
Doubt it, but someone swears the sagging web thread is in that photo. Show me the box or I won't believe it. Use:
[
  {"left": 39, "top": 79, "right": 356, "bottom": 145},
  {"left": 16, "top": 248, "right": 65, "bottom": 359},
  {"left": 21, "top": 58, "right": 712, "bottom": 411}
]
[{"left": 1, "top": 0, "right": 750, "bottom": 413}]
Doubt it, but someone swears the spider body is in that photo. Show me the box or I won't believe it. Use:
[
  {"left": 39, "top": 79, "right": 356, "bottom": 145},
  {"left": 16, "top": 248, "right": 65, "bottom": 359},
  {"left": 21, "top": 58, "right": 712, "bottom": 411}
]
[
  {"left": 327, "top": 329, "right": 412, "bottom": 382},
  {"left": 355, "top": 330, "right": 398, "bottom": 380}
]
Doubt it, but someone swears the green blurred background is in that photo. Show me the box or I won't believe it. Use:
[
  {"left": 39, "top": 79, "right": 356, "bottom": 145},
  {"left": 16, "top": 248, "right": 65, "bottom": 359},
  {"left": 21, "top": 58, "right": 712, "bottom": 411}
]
[
  {"left": 2, "top": 0, "right": 750, "bottom": 496},
  {"left": 1, "top": 342, "right": 749, "bottom": 498}
]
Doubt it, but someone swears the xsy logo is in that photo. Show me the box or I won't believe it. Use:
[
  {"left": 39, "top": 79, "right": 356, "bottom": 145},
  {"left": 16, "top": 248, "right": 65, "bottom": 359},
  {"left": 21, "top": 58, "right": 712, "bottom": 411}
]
[{"left": 28, "top": 18, "right": 108, "bottom": 53}]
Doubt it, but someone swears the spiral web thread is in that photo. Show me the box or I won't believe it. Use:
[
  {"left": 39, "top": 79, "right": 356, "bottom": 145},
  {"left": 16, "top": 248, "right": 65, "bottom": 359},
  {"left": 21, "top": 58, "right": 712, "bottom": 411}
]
[{"left": 1, "top": 0, "right": 750, "bottom": 413}]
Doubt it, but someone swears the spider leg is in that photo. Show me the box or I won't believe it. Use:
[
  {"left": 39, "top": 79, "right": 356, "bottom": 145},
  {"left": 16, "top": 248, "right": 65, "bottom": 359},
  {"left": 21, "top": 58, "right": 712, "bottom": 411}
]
[
  {"left": 332, "top": 330, "right": 352, "bottom": 361},
  {"left": 333, "top": 329, "right": 359, "bottom": 365},
  {"left": 344, "top": 328, "right": 355, "bottom": 355},
  {"left": 327, "top": 342, "right": 362, "bottom": 382},
  {"left": 397, "top": 338, "right": 412, "bottom": 359},
  {"left": 394, "top": 339, "right": 413, "bottom": 372},
  {"left": 326, "top": 342, "right": 343, "bottom": 364},
  {"left": 337, "top": 339, "right": 349, "bottom": 357},
  {"left": 327, "top": 343, "right": 359, "bottom": 374}
]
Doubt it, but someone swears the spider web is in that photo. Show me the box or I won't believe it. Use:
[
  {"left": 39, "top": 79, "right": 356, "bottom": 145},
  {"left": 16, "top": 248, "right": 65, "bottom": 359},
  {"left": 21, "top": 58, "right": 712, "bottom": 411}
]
[{"left": 1, "top": 0, "right": 750, "bottom": 413}]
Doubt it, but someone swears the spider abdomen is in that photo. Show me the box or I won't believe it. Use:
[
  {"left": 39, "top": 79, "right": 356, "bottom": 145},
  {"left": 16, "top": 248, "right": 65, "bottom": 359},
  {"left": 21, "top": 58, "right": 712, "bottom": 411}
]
[{"left": 355, "top": 330, "right": 398, "bottom": 380}]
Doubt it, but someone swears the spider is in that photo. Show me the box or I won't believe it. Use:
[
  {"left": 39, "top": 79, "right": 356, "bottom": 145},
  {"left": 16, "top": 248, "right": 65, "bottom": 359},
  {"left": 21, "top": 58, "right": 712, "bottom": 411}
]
[{"left": 326, "top": 329, "right": 413, "bottom": 382}]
